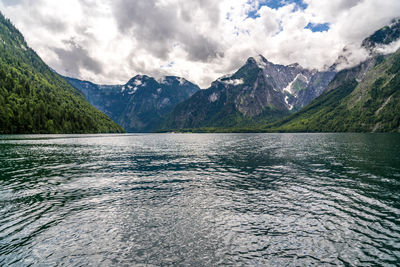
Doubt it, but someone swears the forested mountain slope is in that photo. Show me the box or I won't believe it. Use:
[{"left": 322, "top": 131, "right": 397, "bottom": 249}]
[
  {"left": 272, "top": 50, "right": 400, "bottom": 132},
  {"left": 0, "top": 13, "right": 124, "bottom": 134},
  {"left": 65, "top": 75, "right": 199, "bottom": 132}
]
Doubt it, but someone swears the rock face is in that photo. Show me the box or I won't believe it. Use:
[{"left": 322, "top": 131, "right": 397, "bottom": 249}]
[
  {"left": 273, "top": 49, "right": 400, "bottom": 132},
  {"left": 65, "top": 75, "right": 200, "bottom": 132},
  {"left": 162, "top": 55, "right": 336, "bottom": 129},
  {"left": 271, "top": 19, "right": 400, "bottom": 133}
]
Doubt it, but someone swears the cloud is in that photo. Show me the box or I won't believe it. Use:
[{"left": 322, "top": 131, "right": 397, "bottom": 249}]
[
  {"left": 51, "top": 39, "right": 103, "bottom": 77},
  {"left": 0, "top": 0, "right": 399, "bottom": 88},
  {"left": 375, "top": 39, "right": 400, "bottom": 55},
  {"left": 111, "top": 0, "right": 222, "bottom": 61}
]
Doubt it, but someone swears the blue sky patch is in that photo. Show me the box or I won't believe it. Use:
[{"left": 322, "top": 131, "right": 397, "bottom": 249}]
[
  {"left": 247, "top": 0, "right": 308, "bottom": 18},
  {"left": 305, "top": 22, "right": 330, "bottom": 32}
]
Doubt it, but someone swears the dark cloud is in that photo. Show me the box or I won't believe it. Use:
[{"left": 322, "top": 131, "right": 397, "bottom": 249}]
[
  {"left": 111, "top": 0, "right": 222, "bottom": 62},
  {"left": 1, "top": 0, "right": 67, "bottom": 33},
  {"left": 181, "top": 34, "right": 222, "bottom": 61},
  {"left": 2, "top": 0, "right": 399, "bottom": 88},
  {"left": 40, "top": 16, "right": 67, "bottom": 33},
  {"left": 52, "top": 39, "right": 103, "bottom": 77},
  {"left": 335, "top": 0, "right": 363, "bottom": 10}
]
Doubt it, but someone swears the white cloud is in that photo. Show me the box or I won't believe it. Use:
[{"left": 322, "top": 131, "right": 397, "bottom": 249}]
[
  {"left": 0, "top": 0, "right": 399, "bottom": 88},
  {"left": 375, "top": 39, "right": 400, "bottom": 55}
]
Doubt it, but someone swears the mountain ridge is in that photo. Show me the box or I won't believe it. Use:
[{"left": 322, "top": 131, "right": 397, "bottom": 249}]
[
  {"left": 65, "top": 74, "right": 200, "bottom": 132},
  {"left": 161, "top": 54, "right": 336, "bottom": 130},
  {"left": 159, "top": 19, "right": 400, "bottom": 133},
  {"left": 269, "top": 49, "right": 400, "bottom": 132},
  {"left": 2, "top": 10, "right": 399, "bottom": 134}
]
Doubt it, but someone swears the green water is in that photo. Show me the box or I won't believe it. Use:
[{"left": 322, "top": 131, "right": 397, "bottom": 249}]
[{"left": 0, "top": 133, "right": 399, "bottom": 266}]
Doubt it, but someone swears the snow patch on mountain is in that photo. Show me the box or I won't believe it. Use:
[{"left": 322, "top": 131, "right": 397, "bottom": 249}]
[
  {"left": 223, "top": 78, "right": 244, "bottom": 86},
  {"left": 283, "top": 78, "right": 296, "bottom": 95},
  {"left": 127, "top": 87, "right": 138, "bottom": 95},
  {"left": 133, "top": 79, "right": 142, "bottom": 86},
  {"left": 284, "top": 96, "right": 294, "bottom": 110},
  {"left": 209, "top": 92, "right": 219, "bottom": 103},
  {"left": 178, "top": 77, "right": 186, "bottom": 85},
  {"left": 283, "top": 73, "right": 309, "bottom": 96},
  {"left": 158, "top": 76, "right": 186, "bottom": 85},
  {"left": 255, "top": 55, "right": 267, "bottom": 69}
]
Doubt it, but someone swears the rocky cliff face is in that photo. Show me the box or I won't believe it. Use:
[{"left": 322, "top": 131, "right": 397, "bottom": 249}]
[
  {"left": 65, "top": 75, "right": 200, "bottom": 132},
  {"left": 162, "top": 55, "right": 336, "bottom": 129},
  {"left": 272, "top": 49, "right": 400, "bottom": 133},
  {"left": 261, "top": 18, "right": 400, "bottom": 133}
]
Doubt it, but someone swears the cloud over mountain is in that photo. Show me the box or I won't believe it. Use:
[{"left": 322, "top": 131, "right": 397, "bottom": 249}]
[{"left": 1, "top": 0, "right": 399, "bottom": 87}]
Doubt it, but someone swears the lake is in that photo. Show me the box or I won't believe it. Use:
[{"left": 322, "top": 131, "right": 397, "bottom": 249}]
[{"left": 0, "top": 133, "right": 399, "bottom": 266}]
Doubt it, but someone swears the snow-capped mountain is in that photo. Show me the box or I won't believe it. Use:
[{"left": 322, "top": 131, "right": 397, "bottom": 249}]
[
  {"left": 162, "top": 55, "right": 336, "bottom": 129},
  {"left": 65, "top": 75, "right": 199, "bottom": 132}
]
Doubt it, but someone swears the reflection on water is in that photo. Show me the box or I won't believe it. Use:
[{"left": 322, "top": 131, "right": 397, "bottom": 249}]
[{"left": 0, "top": 133, "right": 400, "bottom": 266}]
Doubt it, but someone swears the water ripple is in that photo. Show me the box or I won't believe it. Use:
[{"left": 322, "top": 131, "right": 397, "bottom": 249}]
[{"left": 0, "top": 133, "right": 399, "bottom": 266}]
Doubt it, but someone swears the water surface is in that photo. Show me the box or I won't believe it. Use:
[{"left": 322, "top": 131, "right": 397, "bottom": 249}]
[{"left": 0, "top": 133, "right": 399, "bottom": 266}]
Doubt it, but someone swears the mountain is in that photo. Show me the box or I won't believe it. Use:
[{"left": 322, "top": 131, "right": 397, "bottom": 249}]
[
  {"left": 362, "top": 18, "right": 400, "bottom": 50},
  {"left": 269, "top": 49, "right": 400, "bottom": 133},
  {"left": 267, "top": 20, "right": 400, "bottom": 133},
  {"left": 161, "top": 55, "right": 336, "bottom": 130},
  {"left": 0, "top": 13, "right": 124, "bottom": 134},
  {"left": 65, "top": 75, "right": 199, "bottom": 132}
]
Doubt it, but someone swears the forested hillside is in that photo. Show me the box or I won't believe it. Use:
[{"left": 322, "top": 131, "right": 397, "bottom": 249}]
[
  {"left": 0, "top": 13, "right": 124, "bottom": 134},
  {"left": 66, "top": 75, "right": 199, "bottom": 132},
  {"left": 271, "top": 51, "right": 400, "bottom": 132}
]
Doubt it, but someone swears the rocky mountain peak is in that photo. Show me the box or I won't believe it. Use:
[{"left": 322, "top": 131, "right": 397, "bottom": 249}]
[
  {"left": 287, "top": 63, "right": 302, "bottom": 69},
  {"left": 127, "top": 74, "right": 151, "bottom": 84},
  {"left": 158, "top": 76, "right": 189, "bottom": 86},
  {"left": 246, "top": 54, "right": 271, "bottom": 69}
]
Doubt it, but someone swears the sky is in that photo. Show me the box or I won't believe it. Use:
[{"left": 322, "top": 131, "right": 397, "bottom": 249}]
[{"left": 0, "top": 0, "right": 399, "bottom": 88}]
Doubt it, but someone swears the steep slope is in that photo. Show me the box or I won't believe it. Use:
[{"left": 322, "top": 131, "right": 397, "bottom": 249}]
[
  {"left": 65, "top": 78, "right": 126, "bottom": 123},
  {"left": 269, "top": 20, "right": 400, "bottom": 133},
  {"left": 162, "top": 55, "right": 335, "bottom": 129},
  {"left": 362, "top": 18, "right": 400, "bottom": 50},
  {"left": 272, "top": 50, "right": 400, "bottom": 132},
  {"left": 0, "top": 13, "right": 124, "bottom": 134},
  {"left": 65, "top": 75, "right": 199, "bottom": 132}
]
